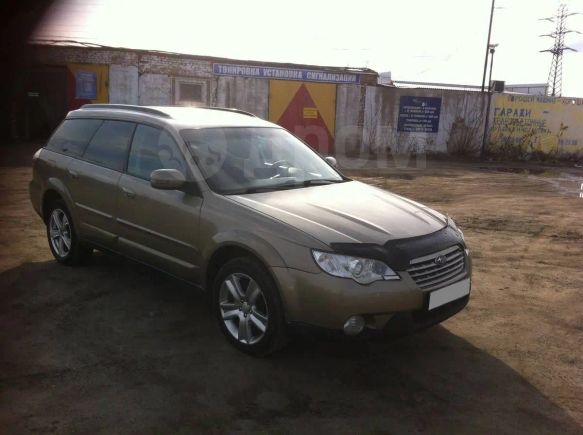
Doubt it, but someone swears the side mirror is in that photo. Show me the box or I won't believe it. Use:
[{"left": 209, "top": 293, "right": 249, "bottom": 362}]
[
  {"left": 150, "top": 169, "right": 186, "bottom": 190},
  {"left": 324, "top": 156, "right": 337, "bottom": 167}
]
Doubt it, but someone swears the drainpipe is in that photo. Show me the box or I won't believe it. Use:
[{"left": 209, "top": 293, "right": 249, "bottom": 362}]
[{"left": 137, "top": 55, "right": 141, "bottom": 105}]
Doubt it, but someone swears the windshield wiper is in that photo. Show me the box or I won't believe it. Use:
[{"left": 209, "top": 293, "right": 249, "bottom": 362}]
[
  {"left": 231, "top": 183, "right": 301, "bottom": 194},
  {"left": 227, "top": 178, "right": 346, "bottom": 195},
  {"left": 302, "top": 178, "right": 346, "bottom": 186}
]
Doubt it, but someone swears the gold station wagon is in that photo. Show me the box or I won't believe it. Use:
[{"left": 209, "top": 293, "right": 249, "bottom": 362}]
[{"left": 30, "top": 104, "right": 471, "bottom": 355}]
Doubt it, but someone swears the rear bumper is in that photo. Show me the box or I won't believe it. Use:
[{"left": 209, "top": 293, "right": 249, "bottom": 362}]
[{"left": 29, "top": 180, "right": 42, "bottom": 218}]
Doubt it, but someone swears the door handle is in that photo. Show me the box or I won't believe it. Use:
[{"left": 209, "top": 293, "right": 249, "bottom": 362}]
[
  {"left": 122, "top": 187, "right": 136, "bottom": 199},
  {"left": 67, "top": 169, "right": 79, "bottom": 179}
]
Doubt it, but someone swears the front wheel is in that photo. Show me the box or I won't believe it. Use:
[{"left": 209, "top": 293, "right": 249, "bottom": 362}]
[
  {"left": 46, "top": 200, "right": 92, "bottom": 265},
  {"left": 213, "top": 257, "right": 287, "bottom": 356}
]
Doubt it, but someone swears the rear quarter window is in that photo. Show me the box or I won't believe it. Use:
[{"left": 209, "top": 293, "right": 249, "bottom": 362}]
[{"left": 45, "top": 119, "right": 103, "bottom": 157}]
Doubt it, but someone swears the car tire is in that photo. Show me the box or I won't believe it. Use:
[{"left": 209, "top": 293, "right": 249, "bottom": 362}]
[
  {"left": 46, "top": 200, "right": 92, "bottom": 266},
  {"left": 212, "top": 257, "right": 287, "bottom": 356}
]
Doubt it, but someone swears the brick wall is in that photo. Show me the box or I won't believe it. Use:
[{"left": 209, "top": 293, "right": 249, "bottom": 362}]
[
  {"left": 29, "top": 45, "right": 374, "bottom": 107},
  {"left": 26, "top": 44, "right": 376, "bottom": 147}
]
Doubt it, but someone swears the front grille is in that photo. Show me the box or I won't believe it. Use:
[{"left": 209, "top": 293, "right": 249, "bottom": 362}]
[{"left": 407, "top": 245, "right": 465, "bottom": 290}]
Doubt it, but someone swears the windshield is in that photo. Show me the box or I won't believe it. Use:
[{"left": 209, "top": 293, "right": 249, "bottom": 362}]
[{"left": 181, "top": 127, "right": 345, "bottom": 194}]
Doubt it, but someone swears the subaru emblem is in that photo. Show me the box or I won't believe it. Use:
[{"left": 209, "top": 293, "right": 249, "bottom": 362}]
[{"left": 434, "top": 255, "right": 447, "bottom": 266}]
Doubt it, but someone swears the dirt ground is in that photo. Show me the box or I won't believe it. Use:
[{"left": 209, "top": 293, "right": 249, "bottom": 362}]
[{"left": 1, "top": 146, "right": 582, "bottom": 434}]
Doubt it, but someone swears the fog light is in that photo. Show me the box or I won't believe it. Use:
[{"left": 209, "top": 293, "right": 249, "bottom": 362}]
[{"left": 343, "top": 315, "right": 365, "bottom": 336}]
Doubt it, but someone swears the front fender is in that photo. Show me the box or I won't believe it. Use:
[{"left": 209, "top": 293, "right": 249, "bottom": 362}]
[
  {"left": 203, "top": 230, "right": 287, "bottom": 271},
  {"left": 201, "top": 230, "right": 321, "bottom": 321}
]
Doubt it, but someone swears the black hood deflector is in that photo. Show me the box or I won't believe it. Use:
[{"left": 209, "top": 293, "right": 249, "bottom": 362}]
[{"left": 329, "top": 226, "right": 464, "bottom": 271}]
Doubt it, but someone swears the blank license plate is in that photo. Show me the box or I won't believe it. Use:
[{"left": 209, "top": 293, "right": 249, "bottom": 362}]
[{"left": 428, "top": 278, "right": 470, "bottom": 310}]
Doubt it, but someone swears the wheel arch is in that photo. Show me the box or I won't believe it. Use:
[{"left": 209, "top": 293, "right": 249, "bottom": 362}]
[
  {"left": 42, "top": 190, "right": 63, "bottom": 223},
  {"left": 41, "top": 178, "right": 76, "bottom": 224},
  {"left": 204, "top": 235, "right": 284, "bottom": 286},
  {"left": 203, "top": 239, "right": 283, "bottom": 288},
  {"left": 205, "top": 241, "right": 290, "bottom": 326}
]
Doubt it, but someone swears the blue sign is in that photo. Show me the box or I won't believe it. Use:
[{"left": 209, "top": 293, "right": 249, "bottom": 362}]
[
  {"left": 397, "top": 96, "right": 442, "bottom": 133},
  {"left": 213, "top": 63, "right": 360, "bottom": 84},
  {"left": 75, "top": 71, "right": 97, "bottom": 99}
]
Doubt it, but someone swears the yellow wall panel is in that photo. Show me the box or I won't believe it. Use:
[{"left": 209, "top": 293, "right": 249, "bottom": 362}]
[
  {"left": 305, "top": 82, "right": 336, "bottom": 136},
  {"left": 268, "top": 80, "right": 302, "bottom": 123},
  {"left": 490, "top": 94, "right": 583, "bottom": 154},
  {"left": 67, "top": 63, "right": 109, "bottom": 103}
]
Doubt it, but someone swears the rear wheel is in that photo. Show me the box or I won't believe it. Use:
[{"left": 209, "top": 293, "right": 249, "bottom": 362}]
[
  {"left": 213, "top": 257, "right": 287, "bottom": 356},
  {"left": 46, "top": 200, "right": 92, "bottom": 265}
]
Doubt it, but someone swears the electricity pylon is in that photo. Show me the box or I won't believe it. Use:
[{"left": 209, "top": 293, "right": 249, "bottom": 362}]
[{"left": 540, "top": 4, "right": 580, "bottom": 97}]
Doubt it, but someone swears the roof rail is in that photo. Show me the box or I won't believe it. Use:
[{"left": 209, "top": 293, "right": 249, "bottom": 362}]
[
  {"left": 80, "top": 104, "right": 172, "bottom": 118},
  {"left": 80, "top": 104, "right": 257, "bottom": 118},
  {"left": 204, "top": 107, "right": 257, "bottom": 117}
]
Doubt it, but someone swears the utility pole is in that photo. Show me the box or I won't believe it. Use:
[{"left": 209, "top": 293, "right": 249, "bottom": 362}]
[
  {"left": 481, "top": 0, "right": 496, "bottom": 93},
  {"left": 540, "top": 4, "right": 581, "bottom": 97},
  {"left": 481, "top": 44, "right": 498, "bottom": 156}
]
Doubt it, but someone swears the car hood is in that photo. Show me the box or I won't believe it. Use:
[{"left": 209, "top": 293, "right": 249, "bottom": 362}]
[{"left": 229, "top": 180, "right": 447, "bottom": 245}]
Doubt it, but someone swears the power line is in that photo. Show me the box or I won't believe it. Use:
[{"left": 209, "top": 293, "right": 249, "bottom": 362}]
[{"left": 539, "top": 4, "right": 581, "bottom": 97}]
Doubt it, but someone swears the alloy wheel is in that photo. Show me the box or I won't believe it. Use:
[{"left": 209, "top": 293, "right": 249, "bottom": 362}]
[
  {"left": 49, "top": 209, "right": 72, "bottom": 258},
  {"left": 219, "top": 273, "right": 269, "bottom": 345}
]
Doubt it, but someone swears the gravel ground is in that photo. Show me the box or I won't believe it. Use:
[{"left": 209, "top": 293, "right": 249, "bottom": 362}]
[{"left": 1, "top": 148, "right": 582, "bottom": 434}]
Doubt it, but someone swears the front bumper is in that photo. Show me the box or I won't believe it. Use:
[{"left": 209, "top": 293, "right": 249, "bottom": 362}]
[
  {"left": 379, "top": 293, "right": 469, "bottom": 336},
  {"left": 271, "top": 264, "right": 471, "bottom": 332},
  {"left": 289, "top": 294, "right": 470, "bottom": 338}
]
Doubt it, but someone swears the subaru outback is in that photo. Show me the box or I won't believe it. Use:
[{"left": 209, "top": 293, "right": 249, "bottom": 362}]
[{"left": 29, "top": 104, "right": 471, "bottom": 355}]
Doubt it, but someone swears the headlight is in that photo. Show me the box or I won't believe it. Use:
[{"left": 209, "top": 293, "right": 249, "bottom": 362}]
[
  {"left": 448, "top": 216, "right": 464, "bottom": 240},
  {"left": 312, "top": 250, "right": 399, "bottom": 284}
]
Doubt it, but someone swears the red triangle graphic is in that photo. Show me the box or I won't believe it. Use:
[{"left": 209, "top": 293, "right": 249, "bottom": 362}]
[{"left": 277, "top": 84, "right": 334, "bottom": 154}]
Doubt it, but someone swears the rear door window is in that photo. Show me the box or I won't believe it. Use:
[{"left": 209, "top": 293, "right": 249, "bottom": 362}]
[
  {"left": 127, "top": 125, "right": 186, "bottom": 180},
  {"left": 82, "top": 120, "right": 136, "bottom": 171},
  {"left": 45, "top": 119, "right": 103, "bottom": 157}
]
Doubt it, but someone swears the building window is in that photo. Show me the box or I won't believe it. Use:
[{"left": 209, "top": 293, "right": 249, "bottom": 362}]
[{"left": 174, "top": 79, "right": 208, "bottom": 106}]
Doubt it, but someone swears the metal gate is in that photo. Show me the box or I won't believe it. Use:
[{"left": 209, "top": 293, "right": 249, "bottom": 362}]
[{"left": 268, "top": 80, "right": 336, "bottom": 155}]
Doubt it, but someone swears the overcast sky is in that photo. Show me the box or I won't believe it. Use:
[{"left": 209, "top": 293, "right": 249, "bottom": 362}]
[{"left": 33, "top": 0, "right": 583, "bottom": 96}]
